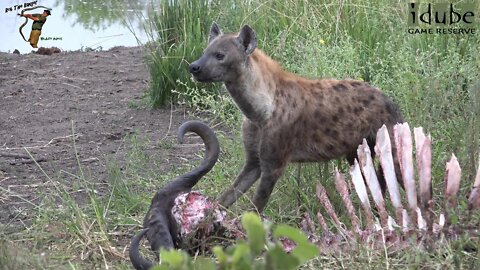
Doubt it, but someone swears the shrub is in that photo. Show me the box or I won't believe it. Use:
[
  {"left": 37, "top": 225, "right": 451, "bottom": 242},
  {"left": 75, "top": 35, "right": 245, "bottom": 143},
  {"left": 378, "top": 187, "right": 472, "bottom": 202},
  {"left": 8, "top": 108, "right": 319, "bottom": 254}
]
[{"left": 150, "top": 212, "right": 319, "bottom": 270}]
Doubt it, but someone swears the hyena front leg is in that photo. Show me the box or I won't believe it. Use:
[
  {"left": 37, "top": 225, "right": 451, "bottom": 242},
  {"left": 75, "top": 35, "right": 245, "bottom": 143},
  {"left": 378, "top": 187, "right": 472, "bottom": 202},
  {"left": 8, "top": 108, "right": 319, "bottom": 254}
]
[
  {"left": 218, "top": 120, "right": 261, "bottom": 207},
  {"left": 252, "top": 161, "right": 288, "bottom": 213},
  {"left": 252, "top": 139, "right": 291, "bottom": 212}
]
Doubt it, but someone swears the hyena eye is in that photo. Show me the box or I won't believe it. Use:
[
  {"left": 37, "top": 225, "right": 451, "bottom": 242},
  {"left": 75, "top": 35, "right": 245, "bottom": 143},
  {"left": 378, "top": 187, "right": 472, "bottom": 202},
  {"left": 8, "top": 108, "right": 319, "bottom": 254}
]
[{"left": 215, "top": 52, "right": 225, "bottom": 61}]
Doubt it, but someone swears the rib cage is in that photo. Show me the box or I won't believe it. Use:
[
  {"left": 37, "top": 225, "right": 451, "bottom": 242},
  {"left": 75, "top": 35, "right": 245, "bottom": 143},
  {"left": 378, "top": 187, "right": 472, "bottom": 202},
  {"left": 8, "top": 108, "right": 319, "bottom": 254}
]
[
  {"left": 313, "top": 123, "right": 480, "bottom": 250},
  {"left": 131, "top": 122, "right": 479, "bottom": 265}
]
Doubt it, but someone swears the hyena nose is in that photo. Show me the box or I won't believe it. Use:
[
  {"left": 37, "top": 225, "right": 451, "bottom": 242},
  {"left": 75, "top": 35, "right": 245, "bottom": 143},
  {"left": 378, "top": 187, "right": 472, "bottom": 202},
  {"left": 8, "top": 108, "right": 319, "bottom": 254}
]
[{"left": 189, "top": 63, "right": 201, "bottom": 74}]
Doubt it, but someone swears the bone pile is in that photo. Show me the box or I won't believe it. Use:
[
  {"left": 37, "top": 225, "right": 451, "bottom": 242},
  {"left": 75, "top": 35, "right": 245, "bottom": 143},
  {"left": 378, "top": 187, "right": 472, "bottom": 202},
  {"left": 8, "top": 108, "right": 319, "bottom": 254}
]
[{"left": 313, "top": 123, "right": 480, "bottom": 251}]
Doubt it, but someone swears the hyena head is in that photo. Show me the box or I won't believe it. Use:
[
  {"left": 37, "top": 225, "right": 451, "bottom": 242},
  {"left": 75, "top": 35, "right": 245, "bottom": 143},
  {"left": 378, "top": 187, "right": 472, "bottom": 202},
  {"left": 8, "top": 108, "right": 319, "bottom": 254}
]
[{"left": 189, "top": 22, "right": 257, "bottom": 83}]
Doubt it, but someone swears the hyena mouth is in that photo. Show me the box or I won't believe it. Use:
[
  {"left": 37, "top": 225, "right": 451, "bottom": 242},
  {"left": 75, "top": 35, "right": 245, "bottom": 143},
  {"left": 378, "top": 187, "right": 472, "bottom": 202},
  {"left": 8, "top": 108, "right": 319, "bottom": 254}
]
[
  {"left": 191, "top": 75, "right": 210, "bottom": 83},
  {"left": 191, "top": 74, "right": 221, "bottom": 83}
]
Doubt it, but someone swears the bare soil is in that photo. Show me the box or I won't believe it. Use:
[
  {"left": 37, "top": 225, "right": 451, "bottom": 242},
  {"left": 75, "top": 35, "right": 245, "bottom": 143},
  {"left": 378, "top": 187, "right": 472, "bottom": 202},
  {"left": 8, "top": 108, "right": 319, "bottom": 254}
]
[{"left": 0, "top": 46, "right": 197, "bottom": 231}]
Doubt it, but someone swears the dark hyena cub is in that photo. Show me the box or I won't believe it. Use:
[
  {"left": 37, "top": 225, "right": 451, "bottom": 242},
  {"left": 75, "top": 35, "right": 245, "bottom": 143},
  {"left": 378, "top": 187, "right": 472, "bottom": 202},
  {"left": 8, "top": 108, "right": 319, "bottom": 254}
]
[{"left": 189, "top": 23, "right": 404, "bottom": 212}]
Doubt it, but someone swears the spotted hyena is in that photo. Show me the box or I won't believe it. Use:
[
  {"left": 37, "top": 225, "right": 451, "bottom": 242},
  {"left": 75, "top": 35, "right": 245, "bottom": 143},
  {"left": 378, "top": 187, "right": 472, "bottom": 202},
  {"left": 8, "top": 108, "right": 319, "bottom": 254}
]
[{"left": 189, "top": 23, "right": 403, "bottom": 212}]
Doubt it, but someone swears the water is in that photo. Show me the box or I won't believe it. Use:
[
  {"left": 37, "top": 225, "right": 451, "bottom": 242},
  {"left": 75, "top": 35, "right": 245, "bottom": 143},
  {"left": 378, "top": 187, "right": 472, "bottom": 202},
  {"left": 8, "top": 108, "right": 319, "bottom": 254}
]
[{"left": 0, "top": 0, "right": 150, "bottom": 53}]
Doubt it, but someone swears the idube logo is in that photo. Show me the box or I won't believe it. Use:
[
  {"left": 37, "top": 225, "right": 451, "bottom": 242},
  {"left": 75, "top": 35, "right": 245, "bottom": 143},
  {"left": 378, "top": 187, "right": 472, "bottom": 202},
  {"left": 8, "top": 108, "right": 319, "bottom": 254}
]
[{"left": 408, "top": 2, "right": 477, "bottom": 35}]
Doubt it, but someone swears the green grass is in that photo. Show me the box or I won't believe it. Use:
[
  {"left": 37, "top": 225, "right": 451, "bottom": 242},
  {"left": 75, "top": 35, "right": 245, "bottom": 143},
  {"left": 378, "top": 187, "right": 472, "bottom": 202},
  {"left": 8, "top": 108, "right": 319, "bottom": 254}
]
[
  {"left": 143, "top": 0, "right": 217, "bottom": 107},
  {"left": 2, "top": 0, "right": 480, "bottom": 269},
  {"left": 142, "top": 0, "right": 480, "bottom": 267},
  {"left": 144, "top": 0, "right": 479, "bottom": 223},
  {"left": 2, "top": 125, "right": 478, "bottom": 269},
  {"left": 144, "top": 0, "right": 479, "bottom": 183}
]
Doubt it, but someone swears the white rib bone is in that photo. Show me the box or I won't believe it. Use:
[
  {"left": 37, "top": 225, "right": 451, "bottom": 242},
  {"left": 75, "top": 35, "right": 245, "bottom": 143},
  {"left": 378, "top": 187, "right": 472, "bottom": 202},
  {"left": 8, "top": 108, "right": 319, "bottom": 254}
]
[
  {"left": 375, "top": 125, "right": 405, "bottom": 226},
  {"left": 444, "top": 154, "right": 462, "bottom": 225},
  {"left": 334, "top": 168, "right": 361, "bottom": 233},
  {"left": 394, "top": 123, "right": 418, "bottom": 227},
  {"left": 350, "top": 160, "right": 375, "bottom": 229},
  {"left": 414, "top": 127, "right": 433, "bottom": 230},
  {"left": 416, "top": 207, "right": 427, "bottom": 231},
  {"left": 402, "top": 209, "right": 410, "bottom": 231},
  {"left": 357, "top": 139, "right": 388, "bottom": 228},
  {"left": 445, "top": 154, "right": 462, "bottom": 205},
  {"left": 316, "top": 183, "right": 344, "bottom": 232}
]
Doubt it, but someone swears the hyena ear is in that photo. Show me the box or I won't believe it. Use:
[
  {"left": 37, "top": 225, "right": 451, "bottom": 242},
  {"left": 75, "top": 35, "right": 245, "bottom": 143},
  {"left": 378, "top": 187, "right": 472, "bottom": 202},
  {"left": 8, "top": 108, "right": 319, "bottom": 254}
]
[
  {"left": 237, "top": 25, "right": 256, "bottom": 55},
  {"left": 209, "top": 22, "right": 222, "bottom": 43}
]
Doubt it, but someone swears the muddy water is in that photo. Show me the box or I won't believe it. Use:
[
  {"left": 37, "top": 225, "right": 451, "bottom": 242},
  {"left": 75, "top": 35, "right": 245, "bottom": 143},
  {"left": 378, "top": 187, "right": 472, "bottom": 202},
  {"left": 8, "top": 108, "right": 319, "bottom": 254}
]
[{"left": 0, "top": 0, "right": 150, "bottom": 53}]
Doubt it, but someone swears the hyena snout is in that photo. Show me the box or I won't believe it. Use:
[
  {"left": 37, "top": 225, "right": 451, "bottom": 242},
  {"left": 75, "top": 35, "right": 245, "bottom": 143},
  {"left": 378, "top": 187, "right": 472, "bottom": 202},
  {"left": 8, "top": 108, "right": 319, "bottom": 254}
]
[
  {"left": 189, "top": 59, "right": 211, "bottom": 82},
  {"left": 189, "top": 61, "right": 201, "bottom": 74},
  {"left": 188, "top": 58, "right": 223, "bottom": 83}
]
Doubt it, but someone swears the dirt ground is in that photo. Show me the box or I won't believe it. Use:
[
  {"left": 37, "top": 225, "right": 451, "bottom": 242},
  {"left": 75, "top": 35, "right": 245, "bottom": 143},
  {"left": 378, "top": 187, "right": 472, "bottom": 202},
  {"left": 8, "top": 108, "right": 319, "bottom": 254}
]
[{"left": 0, "top": 46, "right": 199, "bottom": 231}]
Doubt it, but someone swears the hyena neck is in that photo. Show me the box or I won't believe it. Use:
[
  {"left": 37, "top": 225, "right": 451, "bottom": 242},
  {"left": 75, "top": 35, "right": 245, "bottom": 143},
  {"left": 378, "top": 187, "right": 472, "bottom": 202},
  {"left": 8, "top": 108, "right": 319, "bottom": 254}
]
[{"left": 224, "top": 50, "right": 277, "bottom": 124}]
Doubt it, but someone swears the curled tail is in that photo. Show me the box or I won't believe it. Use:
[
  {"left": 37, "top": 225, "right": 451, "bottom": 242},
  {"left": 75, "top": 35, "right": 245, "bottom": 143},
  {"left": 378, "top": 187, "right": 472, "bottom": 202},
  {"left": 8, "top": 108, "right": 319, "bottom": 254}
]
[
  {"left": 162, "top": 120, "right": 220, "bottom": 195},
  {"left": 129, "top": 120, "right": 220, "bottom": 270}
]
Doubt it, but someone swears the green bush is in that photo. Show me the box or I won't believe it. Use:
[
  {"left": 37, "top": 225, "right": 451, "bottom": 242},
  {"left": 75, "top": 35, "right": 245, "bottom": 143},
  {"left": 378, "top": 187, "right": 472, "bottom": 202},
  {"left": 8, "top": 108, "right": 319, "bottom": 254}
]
[
  {"left": 145, "top": 0, "right": 479, "bottom": 187},
  {"left": 150, "top": 213, "right": 319, "bottom": 270},
  {"left": 144, "top": 0, "right": 216, "bottom": 107}
]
